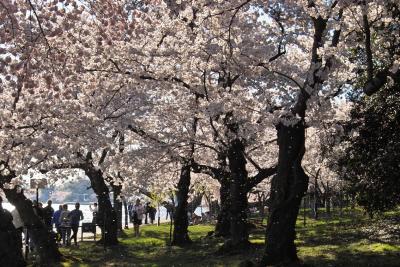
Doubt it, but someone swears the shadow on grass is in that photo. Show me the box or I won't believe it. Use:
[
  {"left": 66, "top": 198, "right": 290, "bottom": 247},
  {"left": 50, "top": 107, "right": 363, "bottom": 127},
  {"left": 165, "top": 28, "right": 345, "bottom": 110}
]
[
  {"left": 301, "top": 248, "right": 400, "bottom": 267},
  {"left": 142, "top": 229, "right": 169, "bottom": 238}
]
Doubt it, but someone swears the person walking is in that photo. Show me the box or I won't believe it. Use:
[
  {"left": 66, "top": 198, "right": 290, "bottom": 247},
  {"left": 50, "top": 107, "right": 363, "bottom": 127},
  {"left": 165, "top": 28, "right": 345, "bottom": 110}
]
[
  {"left": 69, "top": 203, "right": 84, "bottom": 246},
  {"left": 132, "top": 199, "right": 144, "bottom": 237},
  {"left": 59, "top": 204, "right": 71, "bottom": 246},
  {"left": 52, "top": 205, "right": 63, "bottom": 243},
  {"left": 42, "top": 200, "right": 54, "bottom": 231},
  {"left": 148, "top": 204, "right": 156, "bottom": 224}
]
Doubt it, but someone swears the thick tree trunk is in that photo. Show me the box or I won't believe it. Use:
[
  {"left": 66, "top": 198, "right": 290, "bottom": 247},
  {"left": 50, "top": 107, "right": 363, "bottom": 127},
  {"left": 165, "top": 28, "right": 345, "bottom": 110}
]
[
  {"left": 215, "top": 177, "right": 231, "bottom": 238},
  {"left": 172, "top": 162, "right": 192, "bottom": 246},
  {"left": 3, "top": 188, "right": 62, "bottom": 265},
  {"left": 116, "top": 200, "right": 123, "bottom": 232},
  {"left": 85, "top": 167, "right": 118, "bottom": 246},
  {"left": 172, "top": 107, "right": 198, "bottom": 246},
  {"left": 112, "top": 184, "right": 123, "bottom": 233},
  {"left": 0, "top": 203, "right": 26, "bottom": 267},
  {"left": 226, "top": 138, "right": 249, "bottom": 249},
  {"left": 262, "top": 121, "right": 309, "bottom": 266}
]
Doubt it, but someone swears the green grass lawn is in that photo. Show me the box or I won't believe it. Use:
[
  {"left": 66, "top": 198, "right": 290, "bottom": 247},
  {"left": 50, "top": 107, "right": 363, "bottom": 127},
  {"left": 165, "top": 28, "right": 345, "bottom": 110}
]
[{"left": 55, "top": 208, "right": 400, "bottom": 267}]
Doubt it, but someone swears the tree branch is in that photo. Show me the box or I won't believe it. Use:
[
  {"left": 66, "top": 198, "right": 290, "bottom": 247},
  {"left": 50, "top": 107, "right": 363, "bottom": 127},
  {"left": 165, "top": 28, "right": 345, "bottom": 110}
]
[
  {"left": 246, "top": 165, "right": 277, "bottom": 192},
  {"left": 362, "top": 1, "right": 374, "bottom": 80},
  {"left": 191, "top": 161, "right": 226, "bottom": 181}
]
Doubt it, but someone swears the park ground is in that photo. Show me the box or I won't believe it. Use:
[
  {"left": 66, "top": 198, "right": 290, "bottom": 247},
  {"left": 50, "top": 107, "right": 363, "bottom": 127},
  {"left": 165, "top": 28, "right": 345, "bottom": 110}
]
[{"left": 51, "top": 208, "right": 400, "bottom": 267}]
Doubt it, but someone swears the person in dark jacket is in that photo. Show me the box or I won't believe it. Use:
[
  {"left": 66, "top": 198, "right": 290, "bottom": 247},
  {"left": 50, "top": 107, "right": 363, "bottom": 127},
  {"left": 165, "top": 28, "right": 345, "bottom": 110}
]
[
  {"left": 69, "top": 203, "right": 84, "bottom": 246},
  {"left": 146, "top": 203, "right": 156, "bottom": 224},
  {"left": 52, "top": 205, "right": 63, "bottom": 242},
  {"left": 32, "top": 200, "right": 44, "bottom": 222},
  {"left": 42, "top": 200, "right": 54, "bottom": 230}
]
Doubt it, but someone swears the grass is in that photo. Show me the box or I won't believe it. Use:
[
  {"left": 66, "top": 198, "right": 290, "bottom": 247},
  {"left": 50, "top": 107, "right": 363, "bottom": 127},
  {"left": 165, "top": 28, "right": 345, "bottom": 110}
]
[
  {"left": 293, "top": 208, "right": 400, "bottom": 267},
  {"left": 51, "top": 208, "right": 400, "bottom": 267},
  {"left": 58, "top": 223, "right": 251, "bottom": 267}
]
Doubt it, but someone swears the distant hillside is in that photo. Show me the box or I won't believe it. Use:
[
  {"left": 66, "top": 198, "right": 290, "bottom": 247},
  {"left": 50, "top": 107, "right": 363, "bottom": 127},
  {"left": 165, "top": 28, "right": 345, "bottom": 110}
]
[{"left": 23, "top": 178, "right": 97, "bottom": 203}]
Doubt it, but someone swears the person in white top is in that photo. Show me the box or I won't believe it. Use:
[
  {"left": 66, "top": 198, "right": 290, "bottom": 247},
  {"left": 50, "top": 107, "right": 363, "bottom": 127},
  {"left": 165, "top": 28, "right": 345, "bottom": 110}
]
[
  {"left": 132, "top": 199, "right": 144, "bottom": 237},
  {"left": 89, "top": 202, "right": 98, "bottom": 224},
  {"left": 59, "top": 204, "right": 71, "bottom": 246},
  {"left": 11, "top": 208, "right": 24, "bottom": 230}
]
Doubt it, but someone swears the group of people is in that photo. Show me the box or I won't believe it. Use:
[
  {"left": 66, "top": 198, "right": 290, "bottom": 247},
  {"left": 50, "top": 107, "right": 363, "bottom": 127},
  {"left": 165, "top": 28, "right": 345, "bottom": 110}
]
[
  {"left": 3, "top": 196, "right": 156, "bottom": 253},
  {"left": 32, "top": 200, "right": 84, "bottom": 246},
  {"left": 52, "top": 202, "right": 84, "bottom": 246}
]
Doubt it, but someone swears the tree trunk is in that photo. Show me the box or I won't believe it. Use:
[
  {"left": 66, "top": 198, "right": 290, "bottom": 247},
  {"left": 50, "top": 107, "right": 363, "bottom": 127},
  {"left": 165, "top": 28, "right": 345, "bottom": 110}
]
[
  {"left": 172, "top": 162, "right": 192, "bottom": 246},
  {"left": 172, "top": 106, "right": 198, "bottom": 246},
  {"left": 325, "top": 182, "right": 331, "bottom": 217},
  {"left": 338, "top": 191, "right": 343, "bottom": 217},
  {"left": 226, "top": 138, "right": 249, "bottom": 249},
  {"left": 262, "top": 121, "right": 309, "bottom": 266},
  {"left": 313, "top": 175, "right": 319, "bottom": 219},
  {"left": 85, "top": 167, "right": 118, "bottom": 246},
  {"left": 112, "top": 184, "right": 123, "bottom": 233},
  {"left": 215, "top": 177, "right": 231, "bottom": 238},
  {"left": 123, "top": 197, "right": 129, "bottom": 229},
  {"left": 3, "top": 188, "right": 62, "bottom": 265},
  {"left": 313, "top": 195, "right": 319, "bottom": 220}
]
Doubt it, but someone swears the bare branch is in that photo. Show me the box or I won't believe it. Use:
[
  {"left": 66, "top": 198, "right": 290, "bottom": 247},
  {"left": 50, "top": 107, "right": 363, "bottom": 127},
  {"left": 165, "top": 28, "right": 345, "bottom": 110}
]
[{"left": 246, "top": 165, "right": 277, "bottom": 192}]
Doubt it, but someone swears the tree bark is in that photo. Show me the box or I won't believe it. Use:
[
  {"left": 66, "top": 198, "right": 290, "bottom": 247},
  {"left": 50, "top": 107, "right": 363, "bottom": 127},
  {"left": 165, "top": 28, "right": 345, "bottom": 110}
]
[
  {"left": 84, "top": 167, "right": 118, "bottom": 246},
  {"left": 325, "top": 182, "right": 331, "bottom": 216},
  {"left": 215, "top": 176, "right": 231, "bottom": 238},
  {"left": 172, "top": 162, "right": 192, "bottom": 246},
  {"left": 123, "top": 197, "right": 129, "bottom": 229},
  {"left": 111, "top": 183, "right": 123, "bottom": 233},
  {"left": 172, "top": 101, "right": 198, "bottom": 246},
  {"left": 3, "top": 188, "right": 62, "bottom": 265},
  {"left": 262, "top": 121, "right": 309, "bottom": 266},
  {"left": 226, "top": 138, "right": 250, "bottom": 248}
]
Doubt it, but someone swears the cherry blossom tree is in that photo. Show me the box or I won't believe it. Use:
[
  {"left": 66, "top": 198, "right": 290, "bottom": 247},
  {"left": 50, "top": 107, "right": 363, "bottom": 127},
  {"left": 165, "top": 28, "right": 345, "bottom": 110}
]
[{"left": 1, "top": 0, "right": 399, "bottom": 266}]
